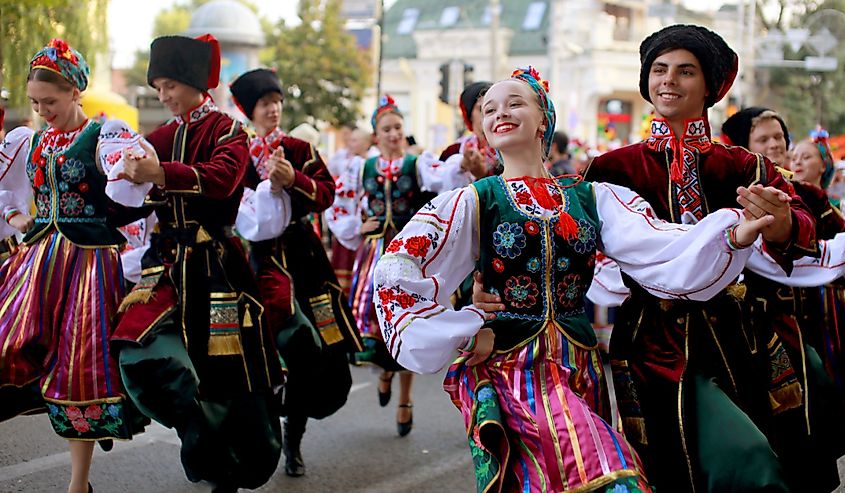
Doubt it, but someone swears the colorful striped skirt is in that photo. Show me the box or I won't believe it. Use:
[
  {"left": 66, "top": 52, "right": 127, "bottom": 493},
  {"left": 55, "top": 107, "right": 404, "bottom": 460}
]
[
  {"left": 444, "top": 323, "right": 652, "bottom": 493},
  {"left": 0, "top": 231, "right": 133, "bottom": 440}
]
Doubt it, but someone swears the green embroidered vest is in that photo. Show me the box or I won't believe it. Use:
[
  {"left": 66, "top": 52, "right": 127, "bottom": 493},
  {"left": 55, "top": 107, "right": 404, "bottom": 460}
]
[
  {"left": 24, "top": 121, "right": 125, "bottom": 246},
  {"left": 361, "top": 154, "right": 423, "bottom": 238},
  {"left": 473, "top": 175, "right": 600, "bottom": 352}
]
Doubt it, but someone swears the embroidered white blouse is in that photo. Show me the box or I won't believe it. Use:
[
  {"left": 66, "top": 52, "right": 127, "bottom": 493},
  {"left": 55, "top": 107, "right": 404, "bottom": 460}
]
[
  {"left": 325, "top": 152, "right": 471, "bottom": 251},
  {"left": 373, "top": 179, "right": 754, "bottom": 374}
]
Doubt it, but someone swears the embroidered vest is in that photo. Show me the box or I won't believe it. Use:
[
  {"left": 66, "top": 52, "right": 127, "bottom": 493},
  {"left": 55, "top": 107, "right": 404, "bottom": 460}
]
[
  {"left": 473, "top": 176, "right": 600, "bottom": 352},
  {"left": 24, "top": 121, "right": 125, "bottom": 246},
  {"left": 361, "top": 154, "right": 422, "bottom": 237}
]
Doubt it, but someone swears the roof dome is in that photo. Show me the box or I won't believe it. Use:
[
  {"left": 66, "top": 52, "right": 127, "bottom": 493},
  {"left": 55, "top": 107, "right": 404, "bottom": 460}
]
[{"left": 184, "top": 0, "right": 264, "bottom": 46}]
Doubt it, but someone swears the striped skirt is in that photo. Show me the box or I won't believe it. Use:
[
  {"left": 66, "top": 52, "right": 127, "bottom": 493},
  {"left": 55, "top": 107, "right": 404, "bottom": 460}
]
[
  {"left": 0, "top": 231, "right": 133, "bottom": 440},
  {"left": 444, "top": 323, "right": 652, "bottom": 493}
]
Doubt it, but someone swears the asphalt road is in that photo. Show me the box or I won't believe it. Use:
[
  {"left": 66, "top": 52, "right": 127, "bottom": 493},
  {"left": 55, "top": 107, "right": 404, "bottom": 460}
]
[{"left": 1, "top": 365, "right": 843, "bottom": 493}]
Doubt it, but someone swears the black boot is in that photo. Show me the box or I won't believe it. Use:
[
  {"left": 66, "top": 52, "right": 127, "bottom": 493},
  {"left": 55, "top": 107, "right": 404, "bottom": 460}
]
[{"left": 283, "top": 416, "right": 306, "bottom": 477}]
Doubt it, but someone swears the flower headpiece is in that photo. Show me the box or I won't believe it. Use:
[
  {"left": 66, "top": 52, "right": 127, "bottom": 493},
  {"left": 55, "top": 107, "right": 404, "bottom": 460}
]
[
  {"left": 811, "top": 126, "right": 835, "bottom": 189},
  {"left": 511, "top": 66, "right": 556, "bottom": 159},
  {"left": 371, "top": 94, "right": 402, "bottom": 131},
  {"left": 29, "top": 38, "right": 89, "bottom": 91}
]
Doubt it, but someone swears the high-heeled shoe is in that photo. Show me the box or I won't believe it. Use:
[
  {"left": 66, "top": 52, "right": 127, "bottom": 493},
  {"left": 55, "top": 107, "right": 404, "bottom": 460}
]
[
  {"left": 397, "top": 403, "right": 413, "bottom": 437},
  {"left": 378, "top": 372, "right": 394, "bottom": 407},
  {"left": 97, "top": 439, "right": 113, "bottom": 452},
  {"left": 87, "top": 483, "right": 93, "bottom": 493}
]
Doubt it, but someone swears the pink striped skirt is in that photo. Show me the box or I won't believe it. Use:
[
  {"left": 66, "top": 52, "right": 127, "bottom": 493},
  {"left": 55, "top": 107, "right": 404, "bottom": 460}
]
[
  {"left": 444, "top": 323, "right": 652, "bottom": 492},
  {"left": 0, "top": 231, "right": 134, "bottom": 440}
]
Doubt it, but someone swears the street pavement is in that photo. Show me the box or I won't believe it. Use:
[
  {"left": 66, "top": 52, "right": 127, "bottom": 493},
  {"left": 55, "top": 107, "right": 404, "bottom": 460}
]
[
  {"left": 1, "top": 365, "right": 844, "bottom": 492},
  {"left": 0, "top": 366, "right": 475, "bottom": 492}
]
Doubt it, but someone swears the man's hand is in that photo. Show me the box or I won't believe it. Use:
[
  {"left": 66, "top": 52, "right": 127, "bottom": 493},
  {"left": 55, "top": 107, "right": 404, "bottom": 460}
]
[
  {"left": 268, "top": 147, "right": 295, "bottom": 192},
  {"left": 461, "top": 148, "right": 487, "bottom": 180},
  {"left": 121, "top": 141, "right": 164, "bottom": 186},
  {"left": 466, "top": 328, "right": 495, "bottom": 366},
  {"left": 736, "top": 184, "right": 792, "bottom": 244},
  {"left": 471, "top": 271, "right": 505, "bottom": 321},
  {"left": 9, "top": 213, "right": 33, "bottom": 233}
]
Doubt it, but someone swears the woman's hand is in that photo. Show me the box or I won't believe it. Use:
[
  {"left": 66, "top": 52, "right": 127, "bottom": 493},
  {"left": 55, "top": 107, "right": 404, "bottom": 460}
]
[
  {"left": 461, "top": 148, "right": 487, "bottom": 180},
  {"left": 466, "top": 328, "right": 495, "bottom": 366},
  {"left": 733, "top": 211, "right": 776, "bottom": 248},
  {"left": 736, "top": 185, "right": 792, "bottom": 244}
]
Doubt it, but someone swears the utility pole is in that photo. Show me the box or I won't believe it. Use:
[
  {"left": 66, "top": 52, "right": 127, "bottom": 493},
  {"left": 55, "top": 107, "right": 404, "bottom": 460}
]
[
  {"left": 490, "top": 0, "right": 500, "bottom": 80},
  {"left": 376, "top": 0, "right": 385, "bottom": 104}
]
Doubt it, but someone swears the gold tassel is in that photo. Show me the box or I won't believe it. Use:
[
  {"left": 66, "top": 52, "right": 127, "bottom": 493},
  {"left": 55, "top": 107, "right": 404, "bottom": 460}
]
[
  {"left": 770, "top": 382, "right": 803, "bottom": 414},
  {"left": 195, "top": 226, "right": 212, "bottom": 244},
  {"left": 117, "top": 289, "right": 154, "bottom": 313},
  {"left": 242, "top": 305, "right": 253, "bottom": 328},
  {"left": 208, "top": 333, "right": 243, "bottom": 356},
  {"left": 726, "top": 284, "right": 747, "bottom": 300},
  {"left": 622, "top": 417, "right": 648, "bottom": 446}
]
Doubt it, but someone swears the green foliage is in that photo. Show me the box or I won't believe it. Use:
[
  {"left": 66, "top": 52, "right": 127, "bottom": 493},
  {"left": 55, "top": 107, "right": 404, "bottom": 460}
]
[
  {"left": 0, "top": 0, "right": 108, "bottom": 109},
  {"left": 758, "top": 0, "right": 845, "bottom": 136},
  {"left": 263, "top": 0, "right": 371, "bottom": 128}
]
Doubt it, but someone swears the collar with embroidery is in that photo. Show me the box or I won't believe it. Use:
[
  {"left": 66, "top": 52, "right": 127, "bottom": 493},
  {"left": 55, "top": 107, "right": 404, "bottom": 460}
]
[
  {"left": 645, "top": 117, "right": 712, "bottom": 185},
  {"left": 175, "top": 96, "right": 218, "bottom": 125},
  {"left": 249, "top": 127, "right": 286, "bottom": 179}
]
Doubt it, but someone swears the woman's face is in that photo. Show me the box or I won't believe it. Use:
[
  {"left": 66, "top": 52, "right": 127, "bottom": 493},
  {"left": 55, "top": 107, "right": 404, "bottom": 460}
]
[
  {"left": 481, "top": 80, "right": 544, "bottom": 154},
  {"left": 790, "top": 140, "right": 825, "bottom": 186},
  {"left": 26, "top": 80, "right": 79, "bottom": 131},
  {"left": 748, "top": 118, "right": 787, "bottom": 166},
  {"left": 252, "top": 92, "right": 282, "bottom": 132},
  {"left": 375, "top": 112, "right": 404, "bottom": 156}
]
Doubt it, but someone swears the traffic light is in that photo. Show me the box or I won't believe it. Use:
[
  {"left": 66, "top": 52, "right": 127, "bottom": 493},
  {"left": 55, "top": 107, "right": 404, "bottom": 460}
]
[
  {"left": 463, "top": 63, "right": 474, "bottom": 86},
  {"left": 439, "top": 62, "right": 450, "bottom": 104}
]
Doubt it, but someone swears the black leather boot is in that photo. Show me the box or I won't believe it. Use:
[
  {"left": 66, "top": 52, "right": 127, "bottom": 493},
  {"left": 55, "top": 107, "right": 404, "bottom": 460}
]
[{"left": 283, "top": 415, "right": 307, "bottom": 477}]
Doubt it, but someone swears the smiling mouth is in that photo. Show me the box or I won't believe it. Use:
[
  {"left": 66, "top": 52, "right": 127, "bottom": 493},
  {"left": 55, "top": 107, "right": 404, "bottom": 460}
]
[
  {"left": 494, "top": 123, "right": 517, "bottom": 134},
  {"left": 658, "top": 93, "right": 682, "bottom": 101}
]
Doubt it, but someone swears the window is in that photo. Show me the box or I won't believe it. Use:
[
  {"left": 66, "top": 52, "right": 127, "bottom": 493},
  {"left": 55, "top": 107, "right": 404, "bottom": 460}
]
[
  {"left": 397, "top": 8, "right": 420, "bottom": 34},
  {"left": 481, "top": 6, "right": 492, "bottom": 25},
  {"left": 522, "top": 2, "right": 546, "bottom": 30},
  {"left": 440, "top": 6, "right": 460, "bottom": 27}
]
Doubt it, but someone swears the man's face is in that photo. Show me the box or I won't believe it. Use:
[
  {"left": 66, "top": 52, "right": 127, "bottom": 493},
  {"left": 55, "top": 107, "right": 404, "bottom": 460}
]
[
  {"left": 647, "top": 49, "right": 708, "bottom": 123},
  {"left": 748, "top": 118, "right": 787, "bottom": 166}
]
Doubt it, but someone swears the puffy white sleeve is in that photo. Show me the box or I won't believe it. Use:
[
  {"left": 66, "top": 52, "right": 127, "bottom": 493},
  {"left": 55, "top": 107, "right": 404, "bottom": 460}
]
[
  {"left": 325, "top": 156, "right": 365, "bottom": 250},
  {"left": 587, "top": 254, "right": 629, "bottom": 307},
  {"left": 235, "top": 180, "right": 292, "bottom": 242},
  {"left": 596, "top": 182, "right": 751, "bottom": 301},
  {"left": 416, "top": 151, "right": 473, "bottom": 193},
  {"left": 374, "top": 187, "right": 486, "bottom": 374},
  {"left": 745, "top": 236, "right": 845, "bottom": 287},
  {"left": 118, "top": 213, "right": 157, "bottom": 284},
  {"left": 98, "top": 119, "right": 153, "bottom": 207},
  {"left": 0, "top": 127, "right": 34, "bottom": 239}
]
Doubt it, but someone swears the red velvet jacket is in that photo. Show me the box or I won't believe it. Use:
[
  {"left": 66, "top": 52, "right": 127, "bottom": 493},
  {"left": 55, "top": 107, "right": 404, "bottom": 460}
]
[
  {"left": 585, "top": 141, "right": 818, "bottom": 264},
  {"left": 146, "top": 110, "right": 248, "bottom": 231}
]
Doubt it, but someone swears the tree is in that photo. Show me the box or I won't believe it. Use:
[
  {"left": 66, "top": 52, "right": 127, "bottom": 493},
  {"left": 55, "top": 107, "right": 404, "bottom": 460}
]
[
  {"left": 753, "top": 0, "right": 845, "bottom": 136},
  {"left": 263, "top": 0, "right": 371, "bottom": 128},
  {"left": 0, "top": 0, "right": 108, "bottom": 110}
]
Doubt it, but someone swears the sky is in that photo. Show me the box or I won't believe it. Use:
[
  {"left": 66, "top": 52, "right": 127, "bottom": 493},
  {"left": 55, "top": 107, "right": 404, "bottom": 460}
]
[{"left": 108, "top": 0, "right": 301, "bottom": 68}]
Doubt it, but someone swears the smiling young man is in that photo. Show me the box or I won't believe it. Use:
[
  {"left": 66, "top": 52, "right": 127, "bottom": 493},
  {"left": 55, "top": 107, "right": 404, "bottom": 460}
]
[
  {"left": 111, "top": 35, "right": 285, "bottom": 493},
  {"left": 583, "top": 25, "right": 828, "bottom": 493}
]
